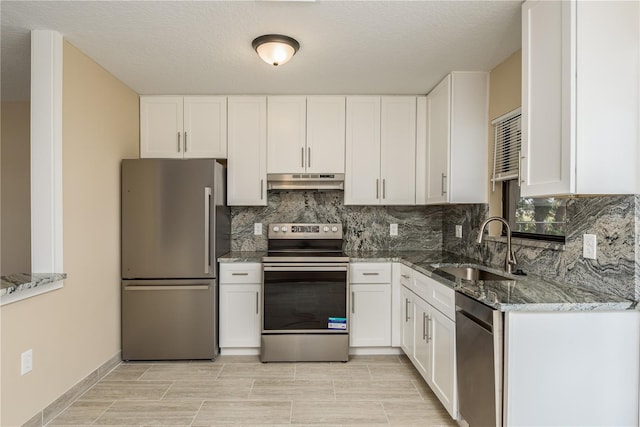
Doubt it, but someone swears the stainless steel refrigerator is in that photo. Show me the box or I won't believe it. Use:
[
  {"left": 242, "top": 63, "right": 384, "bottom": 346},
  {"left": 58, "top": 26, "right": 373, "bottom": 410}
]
[{"left": 121, "top": 159, "right": 230, "bottom": 360}]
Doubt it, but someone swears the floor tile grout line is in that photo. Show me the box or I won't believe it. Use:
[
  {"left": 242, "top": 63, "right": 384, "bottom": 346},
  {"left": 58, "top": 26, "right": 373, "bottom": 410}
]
[
  {"left": 189, "top": 400, "right": 206, "bottom": 427},
  {"left": 86, "top": 400, "right": 116, "bottom": 427},
  {"left": 289, "top": 398, "right": 294, "bottom": 424}
]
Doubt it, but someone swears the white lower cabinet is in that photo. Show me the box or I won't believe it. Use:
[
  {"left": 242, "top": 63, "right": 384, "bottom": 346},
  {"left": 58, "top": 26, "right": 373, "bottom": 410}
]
[
  {"left": 349, "top": 263, "right": 392, "bottom": 348},
  {"left": 400, "top": 277, "right": 414, "bottom": 355},
  {"left": 350, "top": 284, "right": 392, "bottom": 347},
  {"left": 219, "top": 263, "right": 261, "bottom": 351},
  {"left": 428, "top": 306, "right": 456, "bottom": 414},
  {"left": 412, "top": 296, "right": 431, "bottom": 376},
  {"left": 400, "top": 268, "right": 457, "bottom": 420}
]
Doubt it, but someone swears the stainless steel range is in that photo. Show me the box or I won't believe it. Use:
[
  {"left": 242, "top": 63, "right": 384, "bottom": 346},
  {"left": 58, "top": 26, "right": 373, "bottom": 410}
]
[{"left": 261, "top": 223, "right": 350, "bottom": 362}]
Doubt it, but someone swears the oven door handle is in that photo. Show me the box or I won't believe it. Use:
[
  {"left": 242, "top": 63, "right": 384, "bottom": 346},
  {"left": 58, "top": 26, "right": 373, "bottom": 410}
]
[{"left": 263, "top": 265, "right": 348, "bottom": 272}]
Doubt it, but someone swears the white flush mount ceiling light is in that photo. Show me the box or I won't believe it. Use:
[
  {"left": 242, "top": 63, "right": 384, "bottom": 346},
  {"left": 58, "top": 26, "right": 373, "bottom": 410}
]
[{"left": 252, "top": 34, "right": 300, "bottom": 67}]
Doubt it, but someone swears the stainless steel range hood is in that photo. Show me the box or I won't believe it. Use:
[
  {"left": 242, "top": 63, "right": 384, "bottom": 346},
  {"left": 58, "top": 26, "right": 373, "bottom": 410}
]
[{"left": 267, "top": 173, "right": 344, "bottom": 190}]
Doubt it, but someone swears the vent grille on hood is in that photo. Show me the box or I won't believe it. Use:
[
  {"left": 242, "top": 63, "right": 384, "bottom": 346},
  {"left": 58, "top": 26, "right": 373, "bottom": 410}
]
[{"left": 267, "top": 173, "right": 344, "bottom": 190}]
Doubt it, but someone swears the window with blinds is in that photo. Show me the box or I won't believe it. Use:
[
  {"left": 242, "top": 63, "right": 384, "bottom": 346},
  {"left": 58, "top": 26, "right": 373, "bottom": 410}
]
[{"left": 491, "top": 108, "right": 521, "bottom": 191}]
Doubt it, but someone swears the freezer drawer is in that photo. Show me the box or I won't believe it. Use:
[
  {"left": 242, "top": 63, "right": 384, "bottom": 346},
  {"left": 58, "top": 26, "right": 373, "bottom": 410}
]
[{"left": 122, "top": 279, "right": 217, "bottom": 360}]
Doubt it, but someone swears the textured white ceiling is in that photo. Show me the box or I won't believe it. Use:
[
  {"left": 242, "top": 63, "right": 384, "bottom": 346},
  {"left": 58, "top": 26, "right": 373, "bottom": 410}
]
[{"left": 1, "top": 1, "right": 522, "bottom": 101}]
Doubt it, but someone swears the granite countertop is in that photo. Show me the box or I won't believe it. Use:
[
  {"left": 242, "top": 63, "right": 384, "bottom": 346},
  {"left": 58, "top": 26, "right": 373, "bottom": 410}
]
[
  {"left": 1, "top": 273, "right": 67, "bottom": 297},
  {"left": 219, "top": 250, "right": 636, "bottom": 312}
]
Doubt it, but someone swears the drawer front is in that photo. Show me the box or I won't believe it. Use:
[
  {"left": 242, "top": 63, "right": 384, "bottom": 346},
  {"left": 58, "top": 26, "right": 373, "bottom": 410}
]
[
  {"left": 350, "top": 263, "right": 392, "bottom": 283},
  {"left": 426, "top": 275, "right": 455, "bottom": 320},
  {"left": 399, "top": 264, "right": 413, "bottom": 286},
  {"left": 220, "top": 263, "right": 262, "bottom": 283}
]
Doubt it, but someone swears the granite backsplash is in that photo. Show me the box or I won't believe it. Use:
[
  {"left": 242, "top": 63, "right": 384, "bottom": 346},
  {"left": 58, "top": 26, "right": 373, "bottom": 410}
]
[
  {"left": 230, "top": 191, "right": 640, "bottom": 301},
  {"left": 230, "top": 190, "right": 442, "bottom": 252},
  {"left": 442, "top": 195, "right": 640, "bottom": 301}
]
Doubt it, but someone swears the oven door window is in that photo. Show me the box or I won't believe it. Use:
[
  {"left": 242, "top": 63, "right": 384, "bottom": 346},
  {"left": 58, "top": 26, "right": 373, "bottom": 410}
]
[{"left": 263, "top": 269, "right": 347, "bottom": 332}]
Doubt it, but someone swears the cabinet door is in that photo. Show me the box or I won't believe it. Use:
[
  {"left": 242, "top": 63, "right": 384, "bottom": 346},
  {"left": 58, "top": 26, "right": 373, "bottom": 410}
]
[
  {"left": 219, "top": 284, "right": 261, "bottom": 348},
  {"left": 227, "top": 97, "right": 267, "bottom": 206},
  {"left": 400, "top": 286, "right": 415, "bottom": 358},
  {"left": 183, "top": 96, "right": 227, "bottom": 158},
  {"left": 345, "top": 96, "right": 381, "bottom": 205},
  {"left": 425, "top": 76, "right": 450, "bottom": 204},
  {"left": 413, "top": 297, "right": 431, "bottom": 378},
  {"left": 521, "top": 0, "right": 572, "bottom": 197},
  {"left": 429, "top": 307, "right": 457, "bottom": 418},
  {"left": 140, "top": 96, "right": 183, "bottom": 158},
  {"left": 380, "top": 96, "right": 416, "bottom": 205},
  {"left": 306, "top": 96, "right": 346, "bottom": 174},
  {"left": 267, "top": 96, "right": 307, "bottom": 174},
  {"left": 350, "top": 284, "right": 391, "bottom": 347}
]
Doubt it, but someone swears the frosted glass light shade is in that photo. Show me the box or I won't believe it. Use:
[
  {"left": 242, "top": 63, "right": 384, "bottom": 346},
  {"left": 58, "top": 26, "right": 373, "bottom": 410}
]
[{"left": 252, "top": 35, "right": 300, "bottom": 67}]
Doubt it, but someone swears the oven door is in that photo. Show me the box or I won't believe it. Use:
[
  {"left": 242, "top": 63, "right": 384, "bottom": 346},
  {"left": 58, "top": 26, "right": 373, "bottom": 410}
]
[{"left": 262, "top": 263, "right": 349, "bottom": 334}]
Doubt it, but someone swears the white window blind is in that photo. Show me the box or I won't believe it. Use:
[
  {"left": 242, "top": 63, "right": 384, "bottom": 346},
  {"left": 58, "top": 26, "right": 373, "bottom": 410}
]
[{"left": 491, "top": 108, "right": 521, "bottom": 191}]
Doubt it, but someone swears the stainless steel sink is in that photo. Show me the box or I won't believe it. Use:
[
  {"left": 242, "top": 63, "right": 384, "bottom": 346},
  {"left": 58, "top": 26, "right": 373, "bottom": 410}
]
[{"left": 435, "top": 266, "right": 515, "bottom": 282}]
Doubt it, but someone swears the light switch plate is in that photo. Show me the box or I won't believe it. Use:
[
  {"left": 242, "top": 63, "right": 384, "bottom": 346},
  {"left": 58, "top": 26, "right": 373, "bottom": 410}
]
[
  {"left": 583, "top": 234, "right": 597, "bottom": 259},
  {"left": 254, "top": 223, "right": 262, "bottom": 236},
  {"left": 390, "top": 224, "right": 398, "bottom": 236},
  {"left": 455, "top": 225, "right": 463, "bottom": 238}
]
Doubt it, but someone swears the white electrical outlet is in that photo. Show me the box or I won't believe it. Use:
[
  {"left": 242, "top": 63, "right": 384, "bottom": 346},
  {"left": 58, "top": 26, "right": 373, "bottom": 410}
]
[
  {"left": 455, "top": 225, "right": 463, "bottom": 238},
  {"left": 583, "top": 234, "right": 597, "bottom": 259},
  {"left": 390, "top": 223, "right": 398, "bottom": 236},
  {"left": 254, "top": 223, "right": 262, "bottom": 236},
  {"left": 21, "top": 349, "right": 33, "bottom": 375}
]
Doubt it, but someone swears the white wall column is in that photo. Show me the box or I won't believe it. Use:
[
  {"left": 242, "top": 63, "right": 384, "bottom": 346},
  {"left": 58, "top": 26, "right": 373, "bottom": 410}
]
[{"left": 31, "top": 30, "right": 63, "bottom": 273}]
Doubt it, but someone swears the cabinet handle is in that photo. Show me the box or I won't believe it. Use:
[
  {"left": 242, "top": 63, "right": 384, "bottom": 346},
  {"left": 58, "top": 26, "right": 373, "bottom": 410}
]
[
  {"left": 422, "top": 312, "right": 427, "bottom": 340},
  {"left": 308, "top": 147, "right": 311, "bottom": 168},
  {"left": 256, "top": 291, "right": 259, "bottom": 315},
  {"left": 426, "top": 315, "right": 432, "bottom": 342},
  {"left": 518, "top": 150, "right": 524, "bottom": 187},
  {"left": 376, "top": 179, "right": 379, "bottom": 199},
  {"left": 401, "top": 274, "right": 410, "bottom": 279},
  {"left": 301, "top": 147, "right": 304, "bottom": 168},
  {"left": 177, "top": 132, "right": 181, "bottom": 152},
  {"left": 184, "top": 131, "right": 188, "bottom": 152},
  {"left": 362, "top": 272, "right": 379, "bottom": 276},
  {"left": 204, "top": 187, "right": 212, "bottom": 274},
  {"left": 260, "top": 179, "right": 264, "bottom": 200},
  {"left": 351, "top": 291, "right": 355, "bottom": 314},
  {"left": 382, "top": 179, "right": 386, "bottom": 199},
  {"left": 405, "top": 298, "right": 410, "bottom": 322},
  {"left": 231, "top": 272, "right": 249, "bottom": 276},
  {"left": 441, "top": 173, "right": 447, "bottom": 196}
]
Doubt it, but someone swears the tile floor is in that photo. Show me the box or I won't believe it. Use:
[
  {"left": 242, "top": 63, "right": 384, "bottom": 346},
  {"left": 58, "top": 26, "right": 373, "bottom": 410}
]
[{"left": 47, "top": 355, "right": 458, "bottom": 426}]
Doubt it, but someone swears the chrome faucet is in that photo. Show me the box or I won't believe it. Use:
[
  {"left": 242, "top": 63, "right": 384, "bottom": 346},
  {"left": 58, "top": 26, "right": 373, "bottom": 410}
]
[{"left": 476, "top": 217, "right": 517, "bottom": 274}]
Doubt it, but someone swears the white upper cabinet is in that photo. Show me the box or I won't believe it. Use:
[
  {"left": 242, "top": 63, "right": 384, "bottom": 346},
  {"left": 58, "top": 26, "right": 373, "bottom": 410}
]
[
  {"left": 381, "top": 97, "right": 417, "bottom": 205},
  {"left": 306, "top": 96, "right": 346, "bottom": 174},
  {"left": 140, "top": 96, "right": 227, "bottom": 159},
  {"left": 227, "top": 96, "right": 267, "bottom": 206},
  {"left": 267, "top": 96, "right": 307, "bottom": 174},
  {"left": 345, "top": 96, "right": 382, "bottom": 204},
  {"left": 521, "top": 0, "right": 639, "bottom": 197},
  {"left": 425, "top": 72, "right": 489, "bottom": 205},
  {"left": 140, "top": 96, "right": 183, "bottom": 158},
  {"left": 183, "top": 97, "right": 227, "bottom": 158},
  {"left": 345, "top": 96, "right": 417, "bottom": 205},
  {"left": 267, "top": 96, "right": 346, "bottom": 174}
]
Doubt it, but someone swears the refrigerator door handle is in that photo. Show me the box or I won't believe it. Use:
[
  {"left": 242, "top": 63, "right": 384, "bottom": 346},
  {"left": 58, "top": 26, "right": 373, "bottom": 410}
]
[{"left": 204, "top": 187, "right": 212, "bottom": 274}]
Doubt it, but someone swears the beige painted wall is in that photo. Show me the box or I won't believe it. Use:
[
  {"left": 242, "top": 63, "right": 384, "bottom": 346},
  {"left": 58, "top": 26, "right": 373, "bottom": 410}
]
[
  {"left": 1, "top": 102, "right": 31, "bottom": 275},
  {"left": 488, "top": 49, "right": 522, "bottom": 233},
  {"left": 0, "top": 41, "right": 139, "bottom": 426}
]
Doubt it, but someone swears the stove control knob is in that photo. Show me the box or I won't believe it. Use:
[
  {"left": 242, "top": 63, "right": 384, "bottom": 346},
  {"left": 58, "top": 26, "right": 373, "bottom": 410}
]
[
  {"left": 281, "top": 226, "right": 288, "bottom": 232},
  {"left": 272, "top": 226, "right": 280, "bottom": 232},
  {"left": 331, "top": 226, "right": 339, "bottom": 232},
  {"left": 323, "top": 226, "right": 329, "bottom": 232}
]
